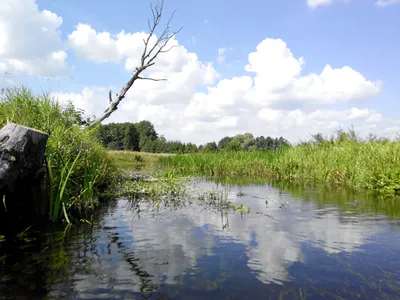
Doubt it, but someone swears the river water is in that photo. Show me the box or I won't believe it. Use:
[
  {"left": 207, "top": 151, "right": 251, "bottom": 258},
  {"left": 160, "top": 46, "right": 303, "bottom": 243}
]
[{"left": 0, "top": 178, "right": 399, "bottom": 299}]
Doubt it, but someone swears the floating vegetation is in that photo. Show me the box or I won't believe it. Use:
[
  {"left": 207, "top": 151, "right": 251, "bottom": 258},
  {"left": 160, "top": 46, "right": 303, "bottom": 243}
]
[
  {"left": 118, "top": 169, "right": 190, "bottom": 200},
  {"left": 231, "top": 203, "right": 251, "bottom": 213},
  {"left": 114, "top": 169, "right": 253, "bottom": 216}
]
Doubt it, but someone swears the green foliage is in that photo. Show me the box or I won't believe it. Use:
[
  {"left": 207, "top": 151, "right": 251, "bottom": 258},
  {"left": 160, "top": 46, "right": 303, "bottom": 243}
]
[
  {"left": 217, "top": 133, "right": 290, "bottom": 152},
  {"left": 96, "top": 122, "right": 198, "bottom": 154},
  {"left": 0, "top": 87, "right": 117, "bottom": 222},
  {"left": 204, "top": 142, "right": 218, "bottom": 153},
  {"left": 135, "top": 120, "right": 158, "bottom": 149},
  {"left": 218, "top": 136, "right": 233, "bottom": 149},
  {"left": 96, "top": 121, "right": 291, "bottom": 155},
  {"left": 124, "top": 123, "right": 139, "bottom": 151},
  {"left": 160, "top": 130, "right": 400, "bottom": 195},
  {"left": 226, "top": 139, "right": 242, "bottom": 152},
  {"left": 96, "top": 122, "right": 136, "bottom": 151}
]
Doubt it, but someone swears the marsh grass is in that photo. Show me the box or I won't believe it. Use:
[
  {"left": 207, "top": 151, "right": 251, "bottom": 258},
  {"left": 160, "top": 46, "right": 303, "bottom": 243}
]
[
  {"left": 0, "top": 87, "right": 117, "bottom": 222},
  {"left": 108, "top": 150, "right": 173, "bottom": 171},
  {"left": 160, "top": 134, "right": 400, "bottom": 195}
]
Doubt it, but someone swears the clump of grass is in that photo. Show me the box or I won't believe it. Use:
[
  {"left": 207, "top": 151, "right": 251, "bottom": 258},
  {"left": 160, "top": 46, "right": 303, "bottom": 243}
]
[
  {"left": 160, "top": 131, "right": 400, "bottom": 195},
  {"left": 0, "top": 86, "right": 118, "bottom": 223}
]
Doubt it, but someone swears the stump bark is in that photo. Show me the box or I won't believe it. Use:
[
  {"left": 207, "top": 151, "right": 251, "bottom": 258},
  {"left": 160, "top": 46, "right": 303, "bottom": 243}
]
[{"left": 0, "top": 123, "right": 49, "bottom": 231}]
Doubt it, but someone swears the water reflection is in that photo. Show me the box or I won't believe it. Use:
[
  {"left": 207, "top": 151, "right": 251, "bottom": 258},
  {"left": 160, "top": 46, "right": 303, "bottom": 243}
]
[{"left": 1, "top": 179, "right": 399, "bottom": 299}]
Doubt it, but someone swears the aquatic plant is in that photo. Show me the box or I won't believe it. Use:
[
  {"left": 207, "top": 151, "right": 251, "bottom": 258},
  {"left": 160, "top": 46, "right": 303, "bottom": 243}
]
[
  {"left": 118, "top": 168, "right": 189, "bottom": 200},
  {"left": 231, "top": 204, "right": 251, "bottom": 213}
]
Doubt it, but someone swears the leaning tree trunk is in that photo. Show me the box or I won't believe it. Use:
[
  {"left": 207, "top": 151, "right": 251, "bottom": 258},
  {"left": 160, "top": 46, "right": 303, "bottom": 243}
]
[{"left": 0, "top": 123, "right": 49, "bottom": 232}]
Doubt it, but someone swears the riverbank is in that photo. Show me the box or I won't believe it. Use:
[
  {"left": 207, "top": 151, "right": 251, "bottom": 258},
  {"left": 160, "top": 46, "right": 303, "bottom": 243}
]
[{"left": 159, "top": 138, "right": 400, "bottom": 195}]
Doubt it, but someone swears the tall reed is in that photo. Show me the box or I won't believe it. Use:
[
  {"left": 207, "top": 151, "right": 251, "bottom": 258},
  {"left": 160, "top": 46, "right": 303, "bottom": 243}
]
[
  {"left": 0, "top": 87, "right": 117, "bottom": 222},
  {"left": 160, "top": 135, "right": 400, "bottom": 195}
]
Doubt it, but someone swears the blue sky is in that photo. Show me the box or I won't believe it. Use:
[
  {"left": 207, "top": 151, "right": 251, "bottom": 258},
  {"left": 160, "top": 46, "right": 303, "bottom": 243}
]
[{"left": 1, "top": 0, "right": 400, "bottom": 144}]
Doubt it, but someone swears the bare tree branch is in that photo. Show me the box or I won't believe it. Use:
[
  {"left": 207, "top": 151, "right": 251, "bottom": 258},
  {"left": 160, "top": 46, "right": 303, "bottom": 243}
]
[
  {"left": 137, "top": 77, "right": 167, "bottom": 81},
  {"left": 88, "top": 0, "right": 182, "bottom": 128},
  {"left": 108, "top": 90, "right": 112, "bottom": 103}
]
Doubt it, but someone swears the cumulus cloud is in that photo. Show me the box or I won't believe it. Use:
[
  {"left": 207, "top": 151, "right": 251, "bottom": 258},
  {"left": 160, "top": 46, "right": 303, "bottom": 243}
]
[
  {"left": 68, "top": 24, "right": 219, "bottom": 83},
  {"left": 0, "top": 0, "right": 69, "bottom": 77},
  {"left": 258, "top": 108, "right": 384, "bottom": 137},
  {"left": 244, "top": 39, "right": 381, "bottom": 108},
  {"left": 54, "top": 34, "right": 393, "bottom": 144},
  {"left": 67, "top": 23, "right": 219, "bottom": 112},
  {"left": 67, "top": 24, "right": 121, "bottom": 63}
]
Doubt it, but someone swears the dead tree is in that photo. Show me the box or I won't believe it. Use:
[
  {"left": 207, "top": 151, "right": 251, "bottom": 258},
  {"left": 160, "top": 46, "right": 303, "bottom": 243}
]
[{"left": 88, "top": 0, "right": 182, "bottom": 128}]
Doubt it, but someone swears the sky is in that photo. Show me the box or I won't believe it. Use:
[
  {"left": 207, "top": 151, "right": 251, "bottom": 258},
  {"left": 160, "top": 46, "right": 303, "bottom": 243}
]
[{"left": 1, "top": 0, "right": 400, "bottom": 145}]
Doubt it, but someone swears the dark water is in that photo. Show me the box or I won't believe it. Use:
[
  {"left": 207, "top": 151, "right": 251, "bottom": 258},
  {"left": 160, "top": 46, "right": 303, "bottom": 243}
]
[{"left": 1, "top": 179, "right": 400, "bottom": 299}]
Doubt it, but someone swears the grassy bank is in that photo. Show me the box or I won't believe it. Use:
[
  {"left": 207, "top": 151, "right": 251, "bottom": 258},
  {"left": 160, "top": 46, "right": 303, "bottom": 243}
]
[
  {"left": 108, "top": 150, "right": 173, "bottom": 171},
  {"left": 0, "top": 87, "right": 118, "bottom": 223},
  {"left": 159, "top": 136, "right": 400, "bottom": 195}
]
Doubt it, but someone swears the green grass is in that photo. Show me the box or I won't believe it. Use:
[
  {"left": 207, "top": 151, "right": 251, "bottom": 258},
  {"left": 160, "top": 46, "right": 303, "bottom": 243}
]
[
  {"left": 108, "top": 150, "right": 173, "bottom": 171},
  {"left": 159, "top": 137, "right": 400, "bottom": 195},
  {"left": 0, "top": 87, "right": 118, "bottom": 223}
]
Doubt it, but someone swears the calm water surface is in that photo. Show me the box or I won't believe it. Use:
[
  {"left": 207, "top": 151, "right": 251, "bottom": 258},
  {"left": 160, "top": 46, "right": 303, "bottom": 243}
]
[{"left": 1, "top": 178, "right": 399, "bottom": 299}]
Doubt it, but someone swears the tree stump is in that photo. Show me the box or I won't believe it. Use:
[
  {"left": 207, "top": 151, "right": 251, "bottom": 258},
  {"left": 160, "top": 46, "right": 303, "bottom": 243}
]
[{"left": 0, "top": 123, "right": 49, "bottom": 232}]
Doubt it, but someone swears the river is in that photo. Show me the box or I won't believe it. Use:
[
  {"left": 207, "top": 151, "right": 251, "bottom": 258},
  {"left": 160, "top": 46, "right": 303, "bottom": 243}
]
[{"left": 0, "top": 178, "right": 399, "bottom": 299}]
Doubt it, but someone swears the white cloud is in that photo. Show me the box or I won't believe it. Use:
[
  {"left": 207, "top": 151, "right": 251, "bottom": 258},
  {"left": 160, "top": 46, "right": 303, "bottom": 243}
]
[
  {"left": 0, "top": 0, "right": 69, "bottom": 77},
  {"left": 67, "top": 24, "right": 121, "bottom": 63},
  {"left": 307, "top": 0, "right": 334, "bottom": 8},
  {"left": 67, "top": 23, "right": 219, "bottom": 107},
  {"left": 54, "top": 34, "right": 394, "bottom": 144},
  {"left": 258, "top": 107, "right": 383, "bottom": 132},
  {"left": 244, "top": 39, "right": 381, "bottom": 108},
  {"left": 376, "top": 0, "right": 400, "bottom": 6}
]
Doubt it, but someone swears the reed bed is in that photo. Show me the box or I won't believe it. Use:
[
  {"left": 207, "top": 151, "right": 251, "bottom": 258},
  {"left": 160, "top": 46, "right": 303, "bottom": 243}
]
[{"left": 159, "top": 139, "right": 400, "bottom": 194}]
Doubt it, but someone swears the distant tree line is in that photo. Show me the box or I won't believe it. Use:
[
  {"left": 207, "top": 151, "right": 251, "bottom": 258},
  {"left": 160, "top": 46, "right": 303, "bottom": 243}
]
[
  {"left": 202, "top": 133, "right": 291, "bottom": 153},
  {"left": 95, "top": 121, "right": 198, "bottom": 154},
  {"left": 95, "top": 121, "right": 291, "bottom": 153}
]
